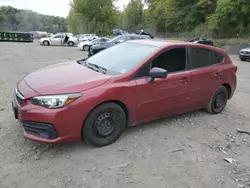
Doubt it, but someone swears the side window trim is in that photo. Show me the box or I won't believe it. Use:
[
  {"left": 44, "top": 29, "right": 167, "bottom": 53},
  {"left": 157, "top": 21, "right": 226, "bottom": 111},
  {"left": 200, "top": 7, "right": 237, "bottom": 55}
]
[{"left": 132, "top": 46, "right": 188, "bottom": 80}]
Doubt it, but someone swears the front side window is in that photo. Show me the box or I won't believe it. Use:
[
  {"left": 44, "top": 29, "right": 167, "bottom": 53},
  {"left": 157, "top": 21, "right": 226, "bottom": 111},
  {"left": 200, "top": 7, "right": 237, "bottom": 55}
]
[
  {"left": 135, "top": 47, "right": 187, "bottom": 78},
  {"left": 86, "top": 42, "right": 159, "bottom": 74},
  {"left": 53, "top": 35, "right": 62, "bottom": 39},
  {"left": 188, "top": 47, "right": 224, "bottom": 69}
]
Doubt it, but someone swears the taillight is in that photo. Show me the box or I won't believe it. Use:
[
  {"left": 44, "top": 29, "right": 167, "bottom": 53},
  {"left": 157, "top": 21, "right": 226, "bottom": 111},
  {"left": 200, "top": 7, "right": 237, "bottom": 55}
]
[{"left": 233, "top": 66, "right": 238, "bottom": 73}]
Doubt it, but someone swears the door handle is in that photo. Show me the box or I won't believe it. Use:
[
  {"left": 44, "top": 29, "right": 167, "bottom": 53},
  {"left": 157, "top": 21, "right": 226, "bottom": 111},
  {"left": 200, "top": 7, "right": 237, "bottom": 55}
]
[
  {"left": 179, "top": 78, "right": 188, "bottom": 83},
  {"left": 214, "top": 72, "right": 219, "bottom": 77}
]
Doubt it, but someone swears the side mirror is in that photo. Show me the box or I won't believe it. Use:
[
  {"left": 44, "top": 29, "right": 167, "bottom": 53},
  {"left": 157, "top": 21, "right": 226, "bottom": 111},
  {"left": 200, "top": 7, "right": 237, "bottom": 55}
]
[{"left": 147, "top": 67, "right": 168, "bottom": 83}]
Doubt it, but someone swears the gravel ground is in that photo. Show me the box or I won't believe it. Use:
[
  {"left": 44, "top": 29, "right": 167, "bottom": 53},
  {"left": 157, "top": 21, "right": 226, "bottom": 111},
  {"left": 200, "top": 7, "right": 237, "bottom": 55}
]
[{"left": 0, "top": 42, "right": 250, "bottom": 188}]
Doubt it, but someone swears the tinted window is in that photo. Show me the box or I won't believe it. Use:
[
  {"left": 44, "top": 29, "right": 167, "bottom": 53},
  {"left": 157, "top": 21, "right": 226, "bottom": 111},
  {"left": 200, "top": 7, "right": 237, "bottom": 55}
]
[
  {"left": 86, "top": 42, "right": 159, "bottom": 74},
  {"left": 211, "top": 51, "right": 224, "bottom": 64},
  {"left": 188, "top": 47, "right": 223, "bottom": 69},
  {"left": 134, "top": 47, "right": 186, "bottom": 78},
  {"left": 152, "top": 47, "right": 186, "bottom": 73}
]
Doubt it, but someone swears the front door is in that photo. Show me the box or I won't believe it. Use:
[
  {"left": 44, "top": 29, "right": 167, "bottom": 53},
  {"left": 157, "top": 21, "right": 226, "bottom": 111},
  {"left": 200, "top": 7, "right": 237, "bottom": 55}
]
[
  {"left": 134, "top": 46, "right": 190, "bottom": 124},
  {"left": 135, "top": 72, "right": 190, "bottom": 123},
  {"left": 50, "top": 34, "right": 63, "bottom": 45}
]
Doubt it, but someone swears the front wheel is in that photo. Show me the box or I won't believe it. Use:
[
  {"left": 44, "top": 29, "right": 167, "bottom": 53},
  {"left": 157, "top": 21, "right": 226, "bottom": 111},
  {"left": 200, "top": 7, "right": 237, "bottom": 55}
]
[
  {"left": 240, "top": 58, "right": 246, "bottom": 61},
  {"left": 83, "top": 103, "right": 126, "bottom": 147},
  {"left": 83, "top": 45, "right": 89, "bottom": 51},
  {"left": 68, "top": 41, "right": 74, "bottom": 46},
  {"left": 43, "top": 40, "right": 49, "bottom": 46},
  {"left": 206, "top": 86, "right": 228, "bottom": 114}
]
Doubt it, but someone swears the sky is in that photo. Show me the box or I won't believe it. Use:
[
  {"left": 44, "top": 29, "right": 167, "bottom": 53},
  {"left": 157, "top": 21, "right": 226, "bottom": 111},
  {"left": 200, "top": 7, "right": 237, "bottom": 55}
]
[{"left": 0, "top": 0, "right": 130, "bottom": 17}]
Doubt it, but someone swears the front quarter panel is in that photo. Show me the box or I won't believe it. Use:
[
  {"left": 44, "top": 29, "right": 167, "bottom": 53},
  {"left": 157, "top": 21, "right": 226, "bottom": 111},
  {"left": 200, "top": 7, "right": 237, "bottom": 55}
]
[{"left": 73, "top": 80, "right": 138, "bottom": 133}]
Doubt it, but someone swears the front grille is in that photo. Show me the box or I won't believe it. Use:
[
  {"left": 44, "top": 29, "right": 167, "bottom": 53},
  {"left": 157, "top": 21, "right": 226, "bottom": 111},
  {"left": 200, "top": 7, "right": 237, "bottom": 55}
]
[
  {"left": 241, "top": 51, "right": 250, "bottom": 55},
  {"left": 15, "top": 89, "right": 24, "bottom": 105},
  {"left": 22, "top": 121, "right": 58, "bottom": 139}
]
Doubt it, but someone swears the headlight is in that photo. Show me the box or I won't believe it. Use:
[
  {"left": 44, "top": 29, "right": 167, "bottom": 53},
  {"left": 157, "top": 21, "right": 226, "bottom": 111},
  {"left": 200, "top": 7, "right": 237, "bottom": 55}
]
[{"left": 30, "top": 93, "right": 81, "bottom": 109}]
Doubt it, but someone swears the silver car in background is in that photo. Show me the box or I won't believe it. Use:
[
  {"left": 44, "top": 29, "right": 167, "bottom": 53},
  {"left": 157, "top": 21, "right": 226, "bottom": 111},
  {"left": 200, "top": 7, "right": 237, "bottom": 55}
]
[
  {"left": 77, "top": 37, "right": 111, "bottom": 51},
  {"left": 78, "top": 34, "right": 98, "bottom": 42},
  {"left": 239, "top": 47, "right": 250, "bottom": 61},
  {"left": 39, "top": 33, "right": 78, "bottom": 46}
]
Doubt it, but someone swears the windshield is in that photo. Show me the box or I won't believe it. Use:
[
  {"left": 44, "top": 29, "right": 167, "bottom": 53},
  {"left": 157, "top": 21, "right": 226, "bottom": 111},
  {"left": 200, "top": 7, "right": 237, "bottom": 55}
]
[{"left": 86, "top": 42, "right": 159, "bottom": 74}]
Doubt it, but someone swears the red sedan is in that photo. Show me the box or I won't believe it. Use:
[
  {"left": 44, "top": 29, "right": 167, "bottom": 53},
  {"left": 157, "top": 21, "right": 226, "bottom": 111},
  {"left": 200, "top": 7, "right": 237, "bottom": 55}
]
[{"left": 12, "top": 40, "right": 237, "bottom": 147}]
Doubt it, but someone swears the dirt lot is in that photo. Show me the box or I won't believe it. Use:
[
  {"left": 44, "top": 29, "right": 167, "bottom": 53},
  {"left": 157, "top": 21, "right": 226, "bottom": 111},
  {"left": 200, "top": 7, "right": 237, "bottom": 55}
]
[{"left": 0, "top": 42, "right": 250, "bottom": 188}]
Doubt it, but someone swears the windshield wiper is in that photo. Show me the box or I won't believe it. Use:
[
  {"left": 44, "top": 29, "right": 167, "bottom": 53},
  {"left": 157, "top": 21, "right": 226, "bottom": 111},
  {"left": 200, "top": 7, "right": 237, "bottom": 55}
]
[{"left": 87, "top": 62, "right": 107, "bottom": 74}]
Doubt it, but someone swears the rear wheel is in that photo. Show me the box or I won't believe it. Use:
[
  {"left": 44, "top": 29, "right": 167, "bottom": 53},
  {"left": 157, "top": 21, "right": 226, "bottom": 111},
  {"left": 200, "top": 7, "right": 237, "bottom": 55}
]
[
  {"left": 206, "top": 86, "right": 228, "bottom": 114},
  {"left": 83, "top": 103, "right": 126, "bottom": 147}
]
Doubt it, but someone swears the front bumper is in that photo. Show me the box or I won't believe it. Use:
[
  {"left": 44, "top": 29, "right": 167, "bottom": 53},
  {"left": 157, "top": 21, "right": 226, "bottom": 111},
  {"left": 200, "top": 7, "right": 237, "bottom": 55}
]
[
  {"left": 239, "top": 53, "right": 250, "bottom": 59},
  {"left": 12, "top": 80, "right": 84, "bottom": 144}
]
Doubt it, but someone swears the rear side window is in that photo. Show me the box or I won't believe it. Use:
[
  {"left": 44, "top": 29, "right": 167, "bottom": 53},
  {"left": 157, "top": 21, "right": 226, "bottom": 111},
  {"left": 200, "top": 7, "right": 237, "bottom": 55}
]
[
  {"left": 211, "top": 51, "right": 224, "bottom": 64},
  {"left": 188, "top": 47, "right": 224, "bottom": 69}
]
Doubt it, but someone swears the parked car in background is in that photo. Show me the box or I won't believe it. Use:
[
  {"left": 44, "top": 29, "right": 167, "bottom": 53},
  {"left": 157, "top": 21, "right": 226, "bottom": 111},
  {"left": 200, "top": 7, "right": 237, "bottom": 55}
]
[
  {"left": 77, "top": 37, "right": 111, "bottom": 51},
  {"left": 89, "top": 34, "right": 150, "bottom": 57},
  {"left": 188, "top": 37, "right": 214, "bottom": 46},
  {"left": 12, "top": 40, "right": 237, "bottom": 147},
  {"left": 136, "top": 30, "right": 154, "bottom": 39},
  {"left": 112, "top": 29, "right": 129, "bottom": 35},
  {"left": 239, "top": 47, "right": 250, "bottom": 61},
  {"left": 40, "top": 33, "right": 78, "bottom": 46},
  {"left": 77, "top": 34, "right": 98, "bottom": 42}
]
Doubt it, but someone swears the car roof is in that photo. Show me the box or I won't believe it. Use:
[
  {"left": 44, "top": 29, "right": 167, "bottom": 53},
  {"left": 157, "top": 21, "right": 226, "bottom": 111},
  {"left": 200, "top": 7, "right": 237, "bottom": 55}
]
[{"left": 127, "top": 39, "right": 226, "bottom": 54}]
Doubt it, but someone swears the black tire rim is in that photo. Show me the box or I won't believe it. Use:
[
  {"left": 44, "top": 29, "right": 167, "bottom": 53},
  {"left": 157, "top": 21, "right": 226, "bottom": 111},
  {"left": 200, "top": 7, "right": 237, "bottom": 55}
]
[
  {"left": 94, "top": 112, "right": 117, "bottom": 138},
  {"left": 214, "top": 92, "right": 226, "bottom": 109}
]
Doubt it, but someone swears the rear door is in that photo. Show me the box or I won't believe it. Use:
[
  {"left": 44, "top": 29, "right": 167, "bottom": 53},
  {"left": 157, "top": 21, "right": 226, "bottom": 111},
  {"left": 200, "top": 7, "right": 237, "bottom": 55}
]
[{"left": 187, "top": 46, "right": 225, "bottom": 110}]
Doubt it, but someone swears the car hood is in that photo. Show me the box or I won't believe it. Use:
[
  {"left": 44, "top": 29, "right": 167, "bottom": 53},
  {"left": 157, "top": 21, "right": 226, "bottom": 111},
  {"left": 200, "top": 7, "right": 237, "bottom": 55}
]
[
  {"left": 240, "top": 47, "right": 250, "bottom": 52},
  {"left": 24, "top": 61, "right": 111, "bottom": 95}
]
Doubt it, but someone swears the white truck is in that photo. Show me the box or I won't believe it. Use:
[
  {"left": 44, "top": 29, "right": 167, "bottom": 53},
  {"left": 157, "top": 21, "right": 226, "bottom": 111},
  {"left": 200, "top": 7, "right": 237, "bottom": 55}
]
[{"left": 39, "top": 33, "right": 78, "bottom": 46}]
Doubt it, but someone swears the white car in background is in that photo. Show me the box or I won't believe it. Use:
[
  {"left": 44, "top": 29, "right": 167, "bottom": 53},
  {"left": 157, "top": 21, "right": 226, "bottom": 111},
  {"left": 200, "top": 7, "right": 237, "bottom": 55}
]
[
  {"left": 78, "top": 34, "right": 98, "bottom": 42},
  {"left": 77, "top": 37, "right": 111, "bottom": 51},
  {"left": 40, "top": 33, "right": 78, "bottom": 46}
]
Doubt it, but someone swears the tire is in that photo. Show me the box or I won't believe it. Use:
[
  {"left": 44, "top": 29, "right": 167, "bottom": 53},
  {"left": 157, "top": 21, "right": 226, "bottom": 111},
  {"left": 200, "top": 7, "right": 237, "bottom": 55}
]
[
  {"left": 43, "top": 40, "right": 49, "bottom": 46},
  {"left": 83, "top": 45, "right": 89, "bottom": 51},
  {"left": 83, "top": 103, "right": 126, "bottom": 147},
  {"left": 240, "top": 58, "right": 246, "bottom": 61},
  {"left": 68, "top": 41, "right": 74, "bottom": 46},
  {"left": 206, "top": 86, "right": 228, "bottom": 114}
]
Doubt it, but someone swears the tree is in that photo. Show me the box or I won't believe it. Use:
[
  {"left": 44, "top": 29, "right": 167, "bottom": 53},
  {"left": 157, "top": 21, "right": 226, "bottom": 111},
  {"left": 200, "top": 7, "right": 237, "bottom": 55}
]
[
  {"left": 0, "top": 6, "right": 66, "bottom": 33},
  {"left": 122, "top": 0, "right": 144, "bottom": 32},
  {"left": 207, "top": 0, "right": 250, "bottom": 37},
  {"left": 68, "top": 0, "right": 118, "bottom": 35}
]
